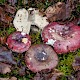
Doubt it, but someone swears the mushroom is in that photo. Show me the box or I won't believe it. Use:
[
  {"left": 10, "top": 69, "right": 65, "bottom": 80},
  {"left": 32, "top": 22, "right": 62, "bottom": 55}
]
[
  {"left": 42, "top": 22, "right": 80, "bottom": 54},
  {"left": 13, "top": 8, "right": 49, "bottom": 34},
  {"left": 28, "top": 8, "right": 49, "bottom": 30},
  {"left": 7, "top": 31, "right": 31, "bottom": 53},
  {"left": 25, "top": 44, "right": 58, "bottom": 72},
  {"left": 13, "top": 8, "right": 31, "bottom": 34}
]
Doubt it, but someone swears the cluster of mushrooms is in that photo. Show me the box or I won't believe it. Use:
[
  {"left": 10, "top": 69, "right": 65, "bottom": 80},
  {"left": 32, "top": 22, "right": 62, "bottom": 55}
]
[{"left": 5, "top": 2, "right": 80, "bottom": 74}]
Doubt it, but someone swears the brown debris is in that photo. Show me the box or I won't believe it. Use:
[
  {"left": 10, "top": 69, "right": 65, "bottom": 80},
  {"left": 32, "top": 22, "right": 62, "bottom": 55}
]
[
  {"left": 45, "top": 0, "right": 80, "bottom": 22},
  {"left": 0, "top": 36, "right": 7, "bottom": 44},
  {"left": 0, "top": 62, "right": 11, "bottom": 74},
  {"left": 75, "top": 71, "right": 80, "bottom": 80},
  {"left": 0, "top": 77, "right": 17, "bottom": 80},
  {"left": 0, "top": 46, "right": 16, "bottom": 74},
  {"left": 45, "top": 2, "right": 71, "bottom": 22},
  {"left": 0, "top": 46, "right": 7, "bottom": 53},
  {"left": 0, "top": 4, "right": 16, "bottom": 14},
  {"left": 33, "top": 69, "right": 63, "bottom": 80},
  {"left": 19, "top": 66, "right": 26, "bottom": 76},
  {"left": 0, "top": 50, "right": 16, "bottom": 65},
  {"left": 72, "top": 56, "right": 80, "bottom": 71},
  {"left": 0, "top": 3, "right": 16, "bottom": 27}
]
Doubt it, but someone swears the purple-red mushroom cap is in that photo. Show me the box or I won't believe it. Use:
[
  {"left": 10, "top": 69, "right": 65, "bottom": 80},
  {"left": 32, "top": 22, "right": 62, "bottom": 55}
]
[
  {"left": 6, "top": 31, "right": 31, "bottom": 53},
  {"left": 42, "top": 22, "right": 80, "bottom": 54},
  {"left": 25, "top": 44, "right": 58, "bottom": 73}
]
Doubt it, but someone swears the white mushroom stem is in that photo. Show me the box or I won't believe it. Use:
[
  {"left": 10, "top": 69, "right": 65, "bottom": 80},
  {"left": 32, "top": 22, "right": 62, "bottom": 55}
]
[
  {"left": 13, "top": 8, "right": 49, "bottom": 34},
  {"left": 28, "top": 8, "right": 49, "bottom": 30},
  {"left": 13, "top": 8, "right": 31, "bottom": 34}
]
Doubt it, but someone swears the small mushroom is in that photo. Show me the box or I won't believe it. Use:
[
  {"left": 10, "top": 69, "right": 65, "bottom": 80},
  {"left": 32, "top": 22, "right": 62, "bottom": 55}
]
[
  {"left": 7, "top": 31, "right": 31, "bottom": 53},
  {"left": 25, "top": 44, "right": 58, "bottom": 72},
  {"left": 42, "top": 22, "right": 80, "bottom": 54}
]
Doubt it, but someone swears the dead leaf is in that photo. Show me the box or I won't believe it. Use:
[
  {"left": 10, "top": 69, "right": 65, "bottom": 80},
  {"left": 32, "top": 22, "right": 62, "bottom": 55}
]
[
  {"left": 32, "top": 69, "right": 63, "bottom": 80},
  {"left": 0, "top": 77, "right": 17, "bottom": 80},
  {"left": 0, "top": 46, "right": 7, "bottom": 53},
  {"left": 18, "top": 66, "right": 26, "bottom": 76},
  {"left": 0, "top": 4, "right": 16, "bottom": 14},
  {"left": 0, "top": 3, "right": 16, "bottom": 27},
  {"left": 0, "top": 62, "right": 11, "bottom": 74},
  {"left": 74, "top": 71, "right": 80, "bottom": 80},
  {"left": 72, "top": 56, "right": 80, "bottom": 71},
  {"left": 0, "top": 50, "right": 16, "bottom": 65},
  {"left": 7, "top": 0, "right": 17, "bottom": 6},
  {"left": 45, "top": 0, "right": 79, "bottom": 22},
  {"left": 0, "top": 36, "right": 7, "bottom": 44},
  {"left": 45, "top": 2, "right": 70, "bottom": 22}
]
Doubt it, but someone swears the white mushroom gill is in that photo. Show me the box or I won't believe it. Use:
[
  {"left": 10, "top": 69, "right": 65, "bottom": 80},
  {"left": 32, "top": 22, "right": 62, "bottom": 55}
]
[
  {"left": 13, "top": 8, "right": 49, "bottom": 34},
  {"left": 13, "top": 8, "right": 31, "bottom": 34},
  {"left": 28, "top": 8, "right": 49, "bottom": 30}
]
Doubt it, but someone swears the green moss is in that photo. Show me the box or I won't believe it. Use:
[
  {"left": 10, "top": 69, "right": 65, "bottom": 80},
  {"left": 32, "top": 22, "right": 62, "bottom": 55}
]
[
  {"left": 0, "top": 0, "right": 5, "bottom": 4},
  {"left": 57, "top": 50, "right": 80, "bottom": 76},
  {"left": 0, "top": 27, "right": 16, "bottom": 37},
  {"left": 57, "top": 53, "right": 74, "bottom": 75},
  {"left": 0, "top": 0, "right": 80, "bottom": 80},
  {"left": 30, "top": 31, "right": 43, "bottom": 44},
  {"left": 6, "top": 27, "right": 16, "bottom": 35}
]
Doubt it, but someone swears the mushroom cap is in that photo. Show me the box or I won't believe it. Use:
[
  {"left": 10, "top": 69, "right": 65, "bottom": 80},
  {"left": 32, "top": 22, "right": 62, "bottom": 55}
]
[
  {"left": 7, "top": 31, "right": 31, "bottom": 53},
  {"left": 25, "top": 44, "right": 58, "bottom": 72},
  {"left": 42, "top": 22, "right": 80, "bottom": 54}
]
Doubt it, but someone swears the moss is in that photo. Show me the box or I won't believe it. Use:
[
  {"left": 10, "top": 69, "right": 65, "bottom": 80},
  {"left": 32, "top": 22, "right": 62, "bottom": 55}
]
[
  {"left": 57, "top": 50, "right": 80, "bottom": 76},
  {"left": 0, "top": 0, "right": 5, "bottom": 4},
  {"left": 6, "top": 27, "right": 16, "bottom": 35},
  {"left": 57, "top": 53, "right": 74, "bottom": 75},
  {"left": 30, "top": 31, "right": 43, "bottom": 44},
  {"left": 0, "top": 0, "right": 80, "bottom": 80}
]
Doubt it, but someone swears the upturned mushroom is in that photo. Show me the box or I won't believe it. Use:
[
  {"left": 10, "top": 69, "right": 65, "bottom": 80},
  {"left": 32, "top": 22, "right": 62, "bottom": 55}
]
[
  {"left": 42, "top": 22, "right": 80, "bottom": 54},
  {"left": 13, "top": 8, "right": 31, "bottom": 34},
  {"left": 13, "top": 8, "right": 49, "bottom": 34},
  {"left": 25, "top": 44, "right": 58, "bottom": 72},
  {"left": 7, "top": 31, "right": 31, "bottom": 53},
  {"left": 28, "top": 8, "right": 49, "bottom": 30}
]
